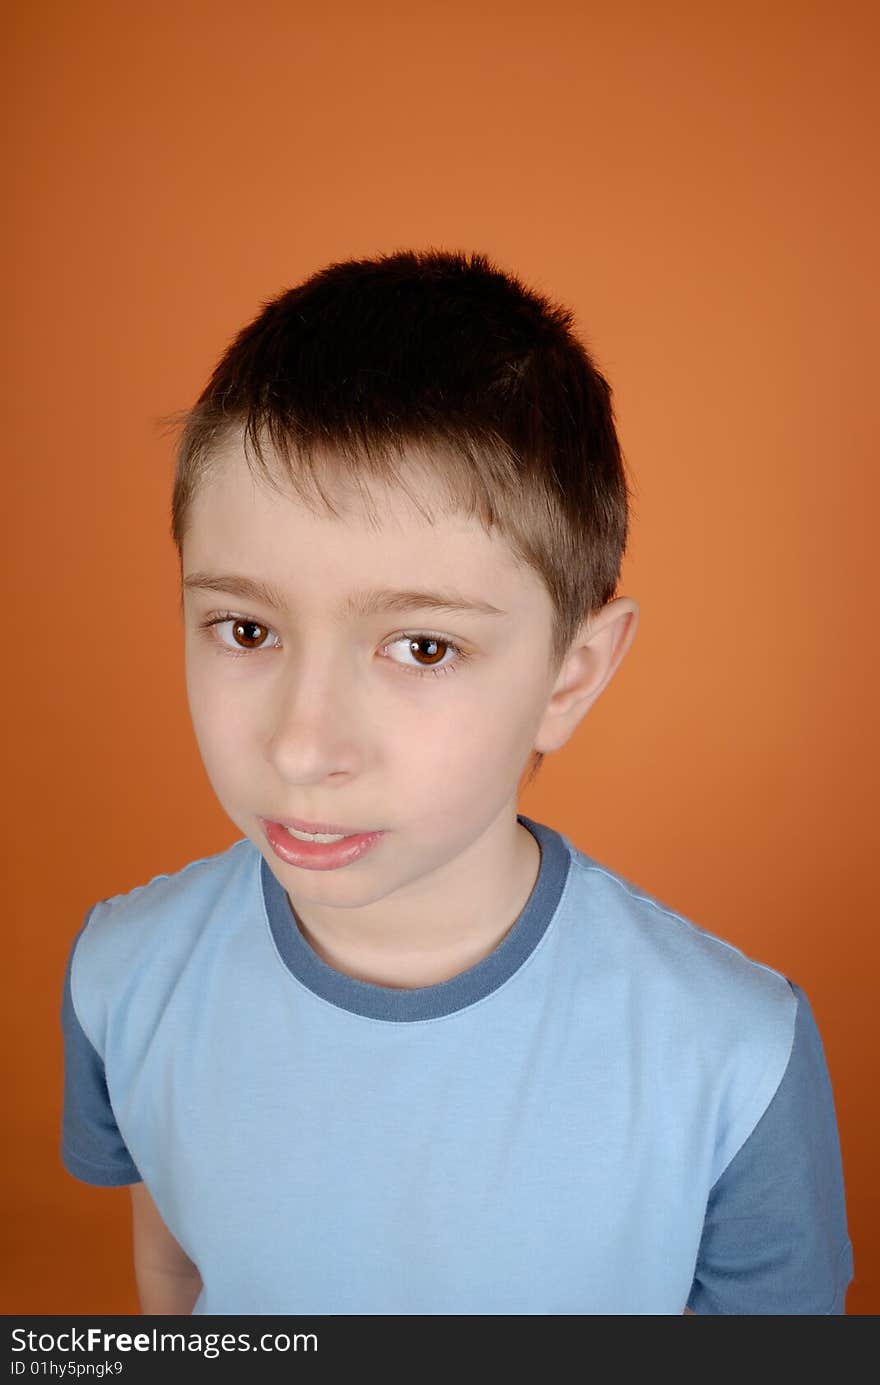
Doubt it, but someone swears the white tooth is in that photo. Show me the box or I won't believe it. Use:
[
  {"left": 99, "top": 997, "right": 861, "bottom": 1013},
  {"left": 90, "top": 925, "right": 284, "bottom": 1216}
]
[{"left": 285, "top": 826, "right": 348, "bottom": 843}]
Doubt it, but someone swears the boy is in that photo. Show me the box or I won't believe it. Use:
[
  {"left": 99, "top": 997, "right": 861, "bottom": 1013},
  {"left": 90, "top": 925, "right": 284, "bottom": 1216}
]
[{"left": 61, "top": 248, "right": 854, "bottom": 1315}]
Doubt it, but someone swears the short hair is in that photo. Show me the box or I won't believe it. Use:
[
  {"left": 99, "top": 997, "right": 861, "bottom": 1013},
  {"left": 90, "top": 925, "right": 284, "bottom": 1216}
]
[{"left": 166, "top": 247, "right": 635, "bottom": 790}]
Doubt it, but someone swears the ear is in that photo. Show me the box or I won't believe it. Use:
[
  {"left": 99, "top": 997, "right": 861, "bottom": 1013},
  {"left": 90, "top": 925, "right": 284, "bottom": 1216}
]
[{"left": 532, "top": 597, "right": 639, "bottom": 755}]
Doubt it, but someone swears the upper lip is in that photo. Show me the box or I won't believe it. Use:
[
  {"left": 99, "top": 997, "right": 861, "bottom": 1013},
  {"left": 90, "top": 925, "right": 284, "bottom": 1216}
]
[{"left": 265, "top": 814, "right": 380, "bottom": 836}]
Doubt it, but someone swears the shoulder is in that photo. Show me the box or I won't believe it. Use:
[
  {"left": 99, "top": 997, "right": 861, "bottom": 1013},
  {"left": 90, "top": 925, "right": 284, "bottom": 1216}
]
[
  {"left": 555, "top": 836, "right": 798, "bottom": 1176},
  {"left": 69, "top": 837, "right": 259, "bottom": 1047},
  {"left": 76, "top": 836, "right": 256, "bottom": 955},
  {"left": 560, "top": 839, "right": 795, "bottom": 1021}
]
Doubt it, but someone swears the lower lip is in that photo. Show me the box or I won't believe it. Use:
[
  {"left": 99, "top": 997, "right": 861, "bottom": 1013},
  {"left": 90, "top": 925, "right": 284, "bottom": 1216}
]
[{"left": 260, "top": 818, "right": 387, "bottom": 871}]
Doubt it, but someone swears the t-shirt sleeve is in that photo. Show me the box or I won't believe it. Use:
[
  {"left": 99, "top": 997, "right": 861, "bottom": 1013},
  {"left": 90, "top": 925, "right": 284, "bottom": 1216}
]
[
  {"left": 60, "top": 906, "right": 143, "bottom": 1187},
  {"left": 687, "top": 978, "right": 854, "bottom": 1314}
]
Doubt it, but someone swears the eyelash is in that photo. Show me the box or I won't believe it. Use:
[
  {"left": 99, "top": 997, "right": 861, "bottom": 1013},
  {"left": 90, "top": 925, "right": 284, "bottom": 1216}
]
[{"left": 196, "top": 611, "right": 471, "bottom": 680}]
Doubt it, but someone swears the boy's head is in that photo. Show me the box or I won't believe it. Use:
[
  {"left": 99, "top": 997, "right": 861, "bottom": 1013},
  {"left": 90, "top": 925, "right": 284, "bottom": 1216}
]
[{"left": 169, "top": 249, "right": 638, "bottom": 925}]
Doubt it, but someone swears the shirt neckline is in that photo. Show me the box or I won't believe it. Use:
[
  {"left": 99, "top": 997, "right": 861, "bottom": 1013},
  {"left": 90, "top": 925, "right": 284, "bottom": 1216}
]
[{"left": 260, "top": 813, "right": 571, "bottom": 1021}]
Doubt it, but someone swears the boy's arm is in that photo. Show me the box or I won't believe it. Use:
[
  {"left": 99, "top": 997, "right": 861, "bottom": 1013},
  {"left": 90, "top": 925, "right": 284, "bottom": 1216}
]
[
  {"left": 686, "top": 981, "right": 852, "bottom": 1315},
  {"left": 129, "top": 1183, "right": 203, "bottom": 1315}
]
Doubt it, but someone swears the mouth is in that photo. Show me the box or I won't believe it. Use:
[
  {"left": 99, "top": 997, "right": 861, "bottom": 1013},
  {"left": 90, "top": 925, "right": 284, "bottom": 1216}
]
[
  {"left": 259, "top": 816, "right": 387, "bottom": 870},
  {"left": 262, "top": 814, "right": 380, "bottom": 842}
]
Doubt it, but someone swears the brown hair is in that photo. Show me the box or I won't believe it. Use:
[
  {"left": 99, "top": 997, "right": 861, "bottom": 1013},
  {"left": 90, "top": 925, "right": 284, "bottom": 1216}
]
[{"left": 165, "top": 247, "right": 635, "bottom": 789}]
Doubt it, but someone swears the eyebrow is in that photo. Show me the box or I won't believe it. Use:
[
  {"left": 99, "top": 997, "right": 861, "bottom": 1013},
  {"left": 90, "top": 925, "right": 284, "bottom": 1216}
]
[{"left": 182, "top": 572, "right": 508, "bottom": 619}]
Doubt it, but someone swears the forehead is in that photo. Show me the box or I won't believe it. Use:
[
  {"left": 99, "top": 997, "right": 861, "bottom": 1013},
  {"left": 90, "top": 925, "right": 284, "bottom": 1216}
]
[{"left": 183, "top": 440, "right": 538, "bottom": 608}]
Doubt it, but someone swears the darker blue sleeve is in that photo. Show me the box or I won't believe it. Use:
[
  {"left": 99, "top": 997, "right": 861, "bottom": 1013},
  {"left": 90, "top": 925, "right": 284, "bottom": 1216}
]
[
  {"left": 687, "top": 979, "right": 854, "bottom": 1314},
  {"left": 60, "top": 906, "right": 143, "bottom": 1187}
]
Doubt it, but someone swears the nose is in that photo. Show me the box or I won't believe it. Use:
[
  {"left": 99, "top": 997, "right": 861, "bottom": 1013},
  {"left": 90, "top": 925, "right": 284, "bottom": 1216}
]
[{"left": 264, "top": 645, "right": 367, "bottom": 778}]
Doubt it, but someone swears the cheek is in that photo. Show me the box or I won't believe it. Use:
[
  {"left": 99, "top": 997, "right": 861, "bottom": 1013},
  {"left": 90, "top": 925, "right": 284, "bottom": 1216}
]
[
  {"left": 184, "top": 661, "right": 251, "bottom": 768},
  {"left": 393, "top": 685, "right": 538, "bottom": 779},
  {"left": 186, "top": 647, "right": 247, "bottom": 719}
]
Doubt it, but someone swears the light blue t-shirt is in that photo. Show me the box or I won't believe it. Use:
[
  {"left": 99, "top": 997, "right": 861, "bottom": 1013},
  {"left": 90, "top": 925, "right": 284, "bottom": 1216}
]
[{"left": 61, "top": 814, "right": 854, "bottom": 1314}]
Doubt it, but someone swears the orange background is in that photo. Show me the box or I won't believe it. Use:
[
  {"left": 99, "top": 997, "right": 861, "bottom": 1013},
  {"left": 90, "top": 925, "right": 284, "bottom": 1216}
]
[{"left": 4, "top": 0, "right": 877, "bottom": 1314}]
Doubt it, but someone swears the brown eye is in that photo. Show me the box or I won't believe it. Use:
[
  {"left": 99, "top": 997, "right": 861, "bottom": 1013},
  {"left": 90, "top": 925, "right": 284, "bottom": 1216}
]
[
  {"left": 406, "top": 636, "right": 449, "bottom": 667},
  {"left": 384, "top": 633, "right": 468, "bottom": 678},
  {"left": 230, "top": 619, "right": 268, "bottom": 650},
  {"left": 202, "top": 614, "right": 467, "bottom": 679},
  {"left": 201, "top": 615, "right": 278, "bottom": 654}
]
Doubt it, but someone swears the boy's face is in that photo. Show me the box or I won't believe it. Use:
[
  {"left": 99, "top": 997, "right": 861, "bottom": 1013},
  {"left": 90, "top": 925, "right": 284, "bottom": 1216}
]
[{"left": 181, "top": 434, "right": 633, "bottom": 947}]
